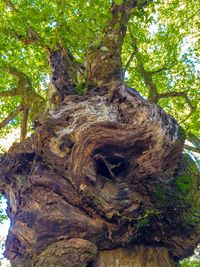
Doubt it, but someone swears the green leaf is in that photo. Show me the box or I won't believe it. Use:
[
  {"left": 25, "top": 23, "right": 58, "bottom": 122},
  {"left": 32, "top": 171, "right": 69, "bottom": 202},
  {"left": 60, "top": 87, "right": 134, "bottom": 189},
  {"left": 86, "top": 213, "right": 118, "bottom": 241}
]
[{"left": 114, "top": 0, "right": 123, "bottom": 5}]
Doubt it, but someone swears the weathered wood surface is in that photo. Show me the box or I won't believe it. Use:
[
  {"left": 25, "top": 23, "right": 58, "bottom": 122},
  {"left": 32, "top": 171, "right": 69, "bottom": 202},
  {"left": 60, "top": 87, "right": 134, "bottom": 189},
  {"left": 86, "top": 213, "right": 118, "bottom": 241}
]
[
  {"left": 0, "top": 85, "right": 199, "bottom": 266},
  {"left": 94, "top": 246, "right": 176, "bottom": 267}
]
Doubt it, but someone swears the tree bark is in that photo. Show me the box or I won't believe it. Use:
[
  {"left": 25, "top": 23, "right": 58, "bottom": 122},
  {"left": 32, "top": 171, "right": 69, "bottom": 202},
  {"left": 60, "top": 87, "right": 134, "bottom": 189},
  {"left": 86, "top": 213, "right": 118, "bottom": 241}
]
[
  {"left": 48, "top": 45, "right": 79, "bottom": 105},
  {"left": 85, "top": 0, "right": 149, "bottom": 90},
  {"left": 0, "top": 2, "right": 199, "bottom": 266},
  {"left": 0, "top": 83, "right": 199, "bottom": 266},
  {"left": 94, "top": 246, "right": 176, "bottom": 267}
]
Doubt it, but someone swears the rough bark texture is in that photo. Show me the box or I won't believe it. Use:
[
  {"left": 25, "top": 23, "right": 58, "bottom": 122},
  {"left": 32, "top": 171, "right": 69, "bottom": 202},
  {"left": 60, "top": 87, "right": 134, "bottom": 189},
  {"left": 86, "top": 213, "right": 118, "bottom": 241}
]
[
  {"left": 95, "top": 246, "right": 176, "bottom": 267},
  {"left": 0, "top": 2, "right": 199, "bottom": 266},
  {"left": 0, "top": 83, "right": 199, "bottom": 266},
  {"left": 48, "top": 45, "right": 78, "bottom": 104},
  {"left": 85, "top": 0, "right": 148, "bottom": 89}
]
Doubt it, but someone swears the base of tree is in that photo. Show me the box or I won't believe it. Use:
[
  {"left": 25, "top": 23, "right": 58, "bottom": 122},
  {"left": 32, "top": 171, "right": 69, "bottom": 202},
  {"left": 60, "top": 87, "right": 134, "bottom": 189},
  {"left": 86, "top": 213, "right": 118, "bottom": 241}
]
[{"left": 94, "top": 246, "right": 176, "bottom": 267}]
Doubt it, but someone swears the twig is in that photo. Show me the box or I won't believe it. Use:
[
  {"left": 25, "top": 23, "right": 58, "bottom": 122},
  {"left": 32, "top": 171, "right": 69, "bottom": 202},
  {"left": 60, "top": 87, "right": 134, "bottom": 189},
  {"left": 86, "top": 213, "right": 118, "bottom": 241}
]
[
  {"left": 123, "top": 50, "right": 136, "bottom": 77},
  {"left": 0, "top": 89, "right": 18, "bottom": 97},
  {"left": 0, "top": 106, "right": 23, "bottom": 130},
  {"left": 158, "top": 91, "right": 195, "bottom": 114},
  {"left": 187, "top": 132, "right": 200, "bottom": 148},
  {"left": 184, "top": 145, "right": 200, "bottom": 154},
  {"left": 149, "top": 67, "right": 169, "bottom": 75}
]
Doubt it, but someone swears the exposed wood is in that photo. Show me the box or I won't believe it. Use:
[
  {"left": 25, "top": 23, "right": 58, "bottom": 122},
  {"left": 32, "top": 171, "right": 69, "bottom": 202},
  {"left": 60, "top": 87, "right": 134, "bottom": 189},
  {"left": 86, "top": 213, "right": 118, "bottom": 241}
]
[
  {"left": 0, "top": 2, "right": 199, "bottom": 266},
  {"left": 1, "top": 85, "right": 199, "bottom": 266}
]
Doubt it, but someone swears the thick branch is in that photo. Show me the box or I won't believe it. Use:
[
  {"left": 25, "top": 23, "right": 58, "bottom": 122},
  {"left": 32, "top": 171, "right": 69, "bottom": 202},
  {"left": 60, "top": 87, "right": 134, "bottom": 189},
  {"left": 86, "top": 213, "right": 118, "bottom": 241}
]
[
  {"left": 129, "top": 34, "right": 196, "bottom": 114},
  {"left": 48, "top": 45, "right": 78, "bottom": 103},
  {"left": 129, "top": 34, "right": 159, "bottom": 102},
  {"left": 158, "top": 91, "right": 186, "bottom": 98},
  {"left": 104, "top": 0, "right": 140, "bottom": 50},
  {"left": 20, "top": 108, "right": 29, "bottom": 141},
  {"left": 85, "top": 0, "right": 149, "bottom": 88},
  {"left": 3, "top": 1, "right": 78, "bottom": 102},
  {"left": 139, "top": 63, "right": 159, "bottom": 102},
  {"left": 0, "top": 106, "right": 23, "bottom": 130},
  {"left": 4, "top": 64, "right": 34, "bottom": 98}
]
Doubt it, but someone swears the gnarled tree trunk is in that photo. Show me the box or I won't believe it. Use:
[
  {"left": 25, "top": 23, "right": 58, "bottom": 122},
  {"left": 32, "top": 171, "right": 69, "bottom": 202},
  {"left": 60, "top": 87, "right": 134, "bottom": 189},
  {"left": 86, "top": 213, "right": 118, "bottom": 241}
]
[
  {"left": 0, "top": 85, "right": 199, "bottom": 266},
  {"left": 0, "top": 1, "right": 199, "bottom": 266}
]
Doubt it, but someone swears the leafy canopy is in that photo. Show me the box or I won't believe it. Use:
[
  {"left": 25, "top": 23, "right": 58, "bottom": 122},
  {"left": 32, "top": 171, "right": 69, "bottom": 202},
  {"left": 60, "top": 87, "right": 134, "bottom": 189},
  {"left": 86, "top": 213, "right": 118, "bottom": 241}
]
[{"left": 0, "top": 0, "right": 199, "bottom": 140}]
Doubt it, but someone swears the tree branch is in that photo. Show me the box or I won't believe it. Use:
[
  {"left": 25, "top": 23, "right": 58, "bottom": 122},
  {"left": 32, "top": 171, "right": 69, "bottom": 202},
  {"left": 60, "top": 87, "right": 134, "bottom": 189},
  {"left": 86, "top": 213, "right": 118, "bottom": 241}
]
[
  {"left": 128, "top": 33, "right": 197, "bottom": 125},
  {"left": 123, "top": 49, "right": 136, "bottom": 77},
  {"left": 3, "top": 0, "right": 43, "bottom": 46},
  {"left": 3, "top": 0, "right": 17, "bottom": 11},
  {"left": 158, "top": 91, "right": 195, "bottom": 110},
  {"left": 187, "top": 132, "right": 200, "bottom": 149},
  {"left": 0, "top": 106, "right": 23, "bottom": 130},
  {"left": 157, "top": 91, "right": 196, "bottom": 123},
  {"left": 85, "top": 0, "right": 149, "bottom": 88},
  {"left": 184, "top": 144, "right": 200, "bottom": 154},
  {"left": 158, "top": 91, "right": 185, "bottom": 98},
  {"left": 180, "top": 8, "right": 200, "bottom": 27},
  {"left": 4, "top": 64, "right": 28, "bottom": 81},
  {"left": 149, "top": 67, "right": 169, "bottom": 75},
  {"left": 129, "top": 34, "right": 159, "bottom": 102},
  {"left": 48, "top": 45, "right": 78, "bottom": 102},
  {"left": 105, "top": 0, "right": 140, "bottom": 49},
  {"left": 1, "top": 65, "right": 46, "bottom": 139},
  {"left": 128, "top": 31, "right": 196, "bottom": 113},
  {"left": 20, "top": 108, "right": 29, "bottom": 141},
  {"left": 0, "top": 89, "right": 19, "bottom": 97}
]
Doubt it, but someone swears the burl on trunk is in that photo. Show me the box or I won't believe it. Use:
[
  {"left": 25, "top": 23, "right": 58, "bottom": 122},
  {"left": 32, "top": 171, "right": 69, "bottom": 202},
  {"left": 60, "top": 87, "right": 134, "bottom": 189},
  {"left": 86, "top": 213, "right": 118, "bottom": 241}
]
[
  {"left": 0, "top": 1, "right": 199, "bottom": 266},
  {"left": 0, "top": 84, "right": 199, "bottom": 266}
]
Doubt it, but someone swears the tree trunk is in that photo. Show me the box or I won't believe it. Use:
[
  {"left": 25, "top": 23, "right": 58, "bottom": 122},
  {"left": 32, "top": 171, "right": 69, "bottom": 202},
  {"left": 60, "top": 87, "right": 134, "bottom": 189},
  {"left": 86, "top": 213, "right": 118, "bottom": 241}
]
[
  {"left": 0, "top": 1, "right": 199, "bottom": 266},
  {"left": 0, "top": 83, "right": 199, "bottom": 266},
  {"left": 94, "top": 246, "right": 176, "bottom": 267}
]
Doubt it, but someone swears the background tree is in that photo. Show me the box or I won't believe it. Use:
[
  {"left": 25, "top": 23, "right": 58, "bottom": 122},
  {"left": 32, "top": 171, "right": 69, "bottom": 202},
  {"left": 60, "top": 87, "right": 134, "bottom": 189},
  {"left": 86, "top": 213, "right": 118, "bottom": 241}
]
[{"left": 0, "top": 0, "right": 199, "bottom": 266}]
